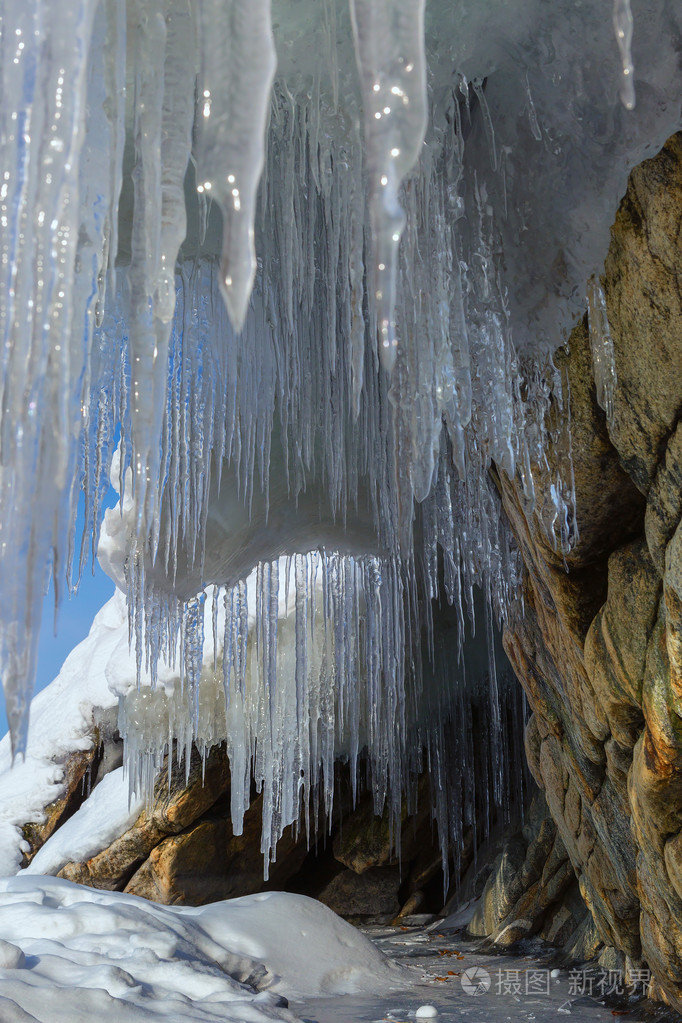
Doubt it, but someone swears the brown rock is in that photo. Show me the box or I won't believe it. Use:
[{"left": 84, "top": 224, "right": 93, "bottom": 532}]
[
  {"left": 500, "top": 133, "right": 682, "bottom": 1008},
  {"left": 645, "top": 421, "right": 682, "bottom": 575},
  {"left": 60, "top": 743, "right": 230, "bottom": 890},
  {"left": 603, "top": 133, "right": 682, "bottom": 493},
  {"left": 122, "top": 787, "right": 311, "bottom": 906},
  {"left": 584, "top": 539, "right": 659, "bottom": 748},
  {"left": 468, "top": 793, "right": 577, "bottom": 946},
  {"left": 332, "top": 777, "right": 431, "bottom": 874},
  {"left": 317, "top": 866, "right": 401, "bottom": 919},
  {"left": 23, "top": 743, "right": 101, "bottom": 865},
  {"left": 125, "top": 818, "right": 232, "bottom": 904}
]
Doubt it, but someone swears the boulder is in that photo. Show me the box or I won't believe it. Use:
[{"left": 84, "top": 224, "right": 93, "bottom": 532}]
[
  {"left": 468, "top": 792, "right": 576, "bottom": 945},
  {"left": 59, "top": 743, "right": 230, "bottom": 890},
  {"left": 317, "top": 866, "right": 401, "bottom": 920}
]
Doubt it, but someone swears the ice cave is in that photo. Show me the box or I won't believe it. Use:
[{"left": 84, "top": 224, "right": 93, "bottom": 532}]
[{"left": 0, "top": 0, "right": 682, "bottom": 1019}]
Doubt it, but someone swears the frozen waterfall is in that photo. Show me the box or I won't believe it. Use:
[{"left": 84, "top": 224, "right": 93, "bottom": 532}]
[{"left": 0, "top": 0, "right": 681, "bottom": 871}]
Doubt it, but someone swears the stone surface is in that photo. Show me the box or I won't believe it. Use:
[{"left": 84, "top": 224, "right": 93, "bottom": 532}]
[
  {"left": 317, "top": 866, "right": 401, "bottom": 920},
  {"left": 603, "top": 132, "right": 682, "bottom": 493},
  {"left": 22, "top": 744, "right": 102, "bottom": 866},
  {"left": 468, "top": 792, "right": 576, "bottom": 946},
  {"left": 499, "top": 134, "right": 682, "bottom": 1008},
  {"left": 59, "top": 743, "right": 230, "bottom": 890},
  {"left": 124, "top": 791, "right": 310, "bottom": 905},
  {"left": 332, "top": 779, "right": 432, "bottom": 875}
]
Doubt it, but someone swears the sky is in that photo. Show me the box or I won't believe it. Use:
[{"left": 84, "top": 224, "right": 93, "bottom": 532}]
[{"left": 0, "top": 492, "right": 118, "bottom": 741}]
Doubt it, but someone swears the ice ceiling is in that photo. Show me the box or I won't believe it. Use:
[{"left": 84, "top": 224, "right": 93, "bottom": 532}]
[{"left": 0, "top": 0, "right": 681, "bottom": 866}]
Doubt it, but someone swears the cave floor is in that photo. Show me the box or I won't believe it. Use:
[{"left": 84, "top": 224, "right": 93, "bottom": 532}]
[{"left": 292, "top": 924, "right": 647, "bottom": 1023}]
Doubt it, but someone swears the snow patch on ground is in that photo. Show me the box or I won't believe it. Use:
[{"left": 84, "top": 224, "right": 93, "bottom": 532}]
[{"left": 0, "top": 876, "right": 404, "bottom": 1022}]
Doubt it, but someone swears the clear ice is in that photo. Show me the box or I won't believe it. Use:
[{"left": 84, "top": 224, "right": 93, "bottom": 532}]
[{"left": 1, "top": 0, "right": 681, "bottom": 874}]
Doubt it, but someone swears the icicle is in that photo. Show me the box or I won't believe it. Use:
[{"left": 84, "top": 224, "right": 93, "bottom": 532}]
[
  {"left": 194, "top": 0, "right": 277, "bottom": 331},
  {"left": 0, "top": 0, "right": 102, "bottom": 755},
  {"left": 349, "top": 0, "right": 427, "bottom": 371},
  {"left": 471, "top": 78, "right": 497, "bottom": 170},
  {"left": 127, "top": 0, "right": 195, "bottom": 544},
  {"left": 524, "top": 73, "right": 542, "bottom": 141},
  {"left": 586, "top": 274, "right": 617, "bottom": 431},
  {"left": 613, "top": 0, "right": 636, "bottom": 110}
]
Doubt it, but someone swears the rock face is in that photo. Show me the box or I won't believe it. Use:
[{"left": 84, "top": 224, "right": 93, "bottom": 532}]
[
  {"left": 499, "top": 133, "right": 682, "bottom": 1007},
  {"left": 55, "top": 744, "right": 455, "bottom": 916},
  {"left": 468, "top": 792, "right": 581, "bottom": 948}
]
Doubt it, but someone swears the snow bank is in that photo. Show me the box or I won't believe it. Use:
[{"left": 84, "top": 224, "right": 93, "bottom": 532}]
[
  {"left": 23, "top": 768, "right": 144, "bottom": 877},
  {"left": 0, "top": 876, "right": 404, "bottom": 1022},
  {"left": 0, "top": 595, "right": 127, "bottom": 874},
  {"left": 181, "top": 890, "right": 403, "bottom": 997}
]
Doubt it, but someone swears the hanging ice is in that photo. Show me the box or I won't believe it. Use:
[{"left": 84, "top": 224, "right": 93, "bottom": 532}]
[
  {"left": 613, "top": 0, "right": 636, "bottom": 110},
  {"left": 586, "top": 275, "right": 617, "bottom": 430},
  {"left": 194, "top": 0, "right": 276, "bottom": 331},
  {"left": 349, "top": 0, "right": 427, "bottom": 371}
]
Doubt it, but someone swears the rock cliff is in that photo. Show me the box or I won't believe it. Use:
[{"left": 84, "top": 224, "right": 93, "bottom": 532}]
[{"left": 499, "top": 132, "right": 682, "bottom": 1008}]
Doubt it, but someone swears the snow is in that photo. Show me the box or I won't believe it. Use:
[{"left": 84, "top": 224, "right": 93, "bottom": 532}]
[
  {"left": 181, "top": 891, "right": 404, "bottom": 997},
  {"left": 23, "top": 768, "right": 144, "bottom": 878},
  {"left": 0, "top": 594, "right": 126, "bottom": 873},
  {"left": 0, "top": 875, "right": 404, "bottom": 1022},
  {"left": 0, "top": 876, "right": 638, "bottom": 1023}
]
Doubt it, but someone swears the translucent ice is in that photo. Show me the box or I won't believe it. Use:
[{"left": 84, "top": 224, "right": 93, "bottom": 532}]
[{"left": 586, "top": 275, "right": 617, "bottom": 431}]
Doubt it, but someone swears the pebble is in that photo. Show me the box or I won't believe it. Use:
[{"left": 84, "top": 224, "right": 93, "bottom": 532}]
[{"left": 415, "top": 1006, "right": 438, "bottom": 1019}]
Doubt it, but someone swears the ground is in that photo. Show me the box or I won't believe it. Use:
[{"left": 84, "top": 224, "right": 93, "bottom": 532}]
[{"left": 296, "top": 926, "right": 652, "bottom": 1023}]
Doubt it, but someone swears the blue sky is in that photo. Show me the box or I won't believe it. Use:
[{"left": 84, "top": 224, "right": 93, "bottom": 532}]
[{"left": 0, "top": 494, "right": 118, "bottom": 741}]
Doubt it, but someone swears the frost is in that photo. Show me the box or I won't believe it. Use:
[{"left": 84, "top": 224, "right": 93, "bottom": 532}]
[{"left": 0, "top": 0, "right": 680, "bottom": 872}]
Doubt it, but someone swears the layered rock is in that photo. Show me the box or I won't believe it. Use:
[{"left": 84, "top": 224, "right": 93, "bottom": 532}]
[
  {"left": 468, "top": 792, "right": 584, "bottom": 949},
  {"left": 499, "top": 133, "right": 682, "bottom": 1007},
  {"left": 54, "top": 744, "right": 455, "bottom": 917}
]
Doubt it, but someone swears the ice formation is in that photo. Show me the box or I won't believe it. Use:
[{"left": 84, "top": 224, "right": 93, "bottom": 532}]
[
  {"left": 1, "top": 0, "right": 681, "bottom": 872},
  {"left": 586, "top": 276, "right": 617, "bottom": 431}
]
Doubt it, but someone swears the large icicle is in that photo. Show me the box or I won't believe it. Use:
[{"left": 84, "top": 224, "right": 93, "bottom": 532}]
[
  {"left": 194, "top": 0, "right": 277, "bottom": 331},
  {"left": 349, "top": 0, "right": 427, "bottom": 371},
  {"left": 127, "top": 0, "right": 195, "bottom": 539},
  {"left": 0, "top": 0, "right": 103, "bottom": 755},
  {"left": 613, "top": 0, "right": 636, "bottom": 110}
]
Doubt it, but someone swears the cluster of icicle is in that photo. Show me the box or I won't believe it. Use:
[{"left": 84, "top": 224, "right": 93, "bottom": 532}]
[
  {"left": 114, "top": 552, "right": 528, "bottom": 882},
  {"left": 1, "top": 0, "right": 681, "bottom": 872}
]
